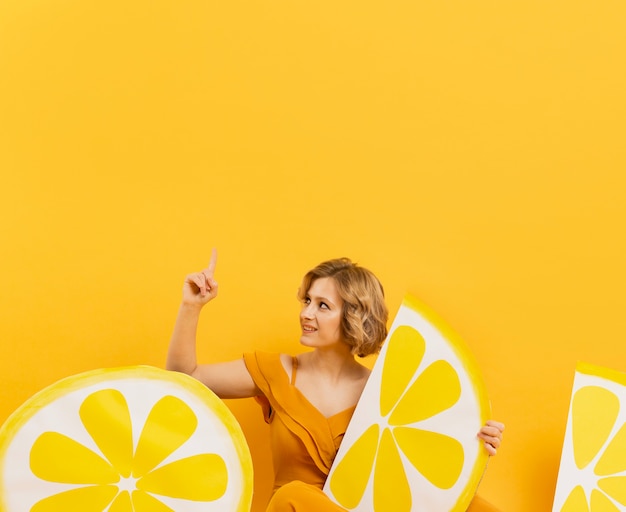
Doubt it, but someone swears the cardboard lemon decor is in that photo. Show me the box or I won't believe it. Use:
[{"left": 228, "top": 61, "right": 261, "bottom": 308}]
[
  {"left": 325, "top": 294, "right": 492, "bottom": 512},
  {"left": 552, "top": 362, "right": 626, "bottom": 512},
  {"left": 0, "top": 366, "right": 253, "bottom": 512}
]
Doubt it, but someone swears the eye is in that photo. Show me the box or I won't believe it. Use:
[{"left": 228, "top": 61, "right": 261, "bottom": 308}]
[
  {"left": 320, "top": 302, "right": 330, "bottom": 310},
  {"left": 303, "top": 297, "right": 311, "bottom": 305}
]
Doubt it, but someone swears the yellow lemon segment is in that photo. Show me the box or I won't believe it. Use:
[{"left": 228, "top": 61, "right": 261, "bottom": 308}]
[
  {"left": 597, "top": 477, "right": 626, "bottom": 507},
  {"left": 329, "top": 424, "right": 380, "bottom": 509},
  {"left": 132, "top": 395, "right": 198, "bottom": 478},
  {"left": 572, "top": 386, "right": 619, "bottom": 470},
  {"left": 560, "top": 485, "right": 589, "bottom": 512},
  {"left": 138, "top": 453, "right": 228, "bottom": 500},
  {"left": 79, "top": 389, "right": 134, "bottom": 478},
  {"left": 30, "top": 432, "right": 120, "bottom": 484},
  {"left": 131, "top": 490, "right": 177, "bottom": 512},
  {"left": 394, "top": 427, "right": 464, "bottom": 489},
  {"left": 0, "top": 366, "right": 253, "bottom": 512},
  {"left": 389, "top": 359, "right": 461, "bottom": 426},
  {"left": 380, "top": 325, "right": 425, "bottom": 417},
  {"left": 594, "top": 423, "right": 626, "bottom": 476},
  {"left": 590, "top": 489, "right": 620, "bottom": 512},
  {"left": 326, "top": 294, "right": 491, "bottom": 511},
  {"left": 30, "top": 486, "right": 119, "bottom": 512},
  {"left": 107, "top": 490, "right": 133, "bottom": 512},
  {"left": 552, "top": 362, "right": 626, "bottom": 512},
  {"left": 373, "top": 429, "right": 412, "bottom": 512}
]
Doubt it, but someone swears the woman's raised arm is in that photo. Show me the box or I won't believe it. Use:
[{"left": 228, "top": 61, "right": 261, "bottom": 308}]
[{"left": 166, "top": 249, "right": 260, "bottom": 399}]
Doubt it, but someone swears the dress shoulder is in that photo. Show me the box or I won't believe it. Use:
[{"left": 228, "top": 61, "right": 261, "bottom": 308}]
[
  {"left": 243, "top": 352, "right": 289, "bottom": 389},
  {"left": 243, "top": 351, "right": 292, "bottom": 423}
]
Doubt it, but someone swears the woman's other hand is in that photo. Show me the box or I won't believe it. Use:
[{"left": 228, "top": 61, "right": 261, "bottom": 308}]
[{"left": 477, "top": 420, "right": 504, "bottom": 456}]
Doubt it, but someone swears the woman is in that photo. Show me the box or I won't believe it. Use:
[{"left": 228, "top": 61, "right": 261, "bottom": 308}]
[{"left": 167, "top": 250, "right": 504, "bottom": 511}]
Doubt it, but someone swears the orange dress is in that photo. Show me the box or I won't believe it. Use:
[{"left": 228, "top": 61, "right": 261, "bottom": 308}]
[{"left": 243, "top": 352, "right": 500, "bottom": 512}]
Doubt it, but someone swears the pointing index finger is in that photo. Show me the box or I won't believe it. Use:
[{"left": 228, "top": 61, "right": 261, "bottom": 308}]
[{"left": 206, "top": 248, "right": 218, "bottom": 276}]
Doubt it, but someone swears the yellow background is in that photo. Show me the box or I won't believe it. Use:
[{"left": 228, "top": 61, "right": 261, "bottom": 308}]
[{"left": 1, "top": 1, "right": 625, "bottom": 510}]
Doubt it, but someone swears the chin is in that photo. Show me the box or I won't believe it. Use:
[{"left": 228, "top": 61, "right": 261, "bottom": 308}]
[{"left": 299, "top": 338, "right": 315, "bottom": 348}]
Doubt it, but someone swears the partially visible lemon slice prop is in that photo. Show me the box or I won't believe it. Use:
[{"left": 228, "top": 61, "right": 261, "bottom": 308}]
[
  {"left": 0, "top": 366, "right": 253, "bottom": 512},
  {"left": 552, "top": 362, "right": 626, "bottom": 512},
  {"left": 325, "top": 294, "right": 491, "bottom": 511}
]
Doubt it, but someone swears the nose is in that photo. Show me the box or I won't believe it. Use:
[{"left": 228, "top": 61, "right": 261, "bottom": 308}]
[{"left": 301, "top": 303, "right": 315, "bottom": 320}]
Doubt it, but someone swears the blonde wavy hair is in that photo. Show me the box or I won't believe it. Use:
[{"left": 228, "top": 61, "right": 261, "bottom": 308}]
[{"left": 297, "top": 258, "right": 389, "bottom": 357}]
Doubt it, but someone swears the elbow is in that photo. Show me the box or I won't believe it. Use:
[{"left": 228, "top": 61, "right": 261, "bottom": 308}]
[{"left": 165, "top": 359, "right": 196, "bottom": 376}]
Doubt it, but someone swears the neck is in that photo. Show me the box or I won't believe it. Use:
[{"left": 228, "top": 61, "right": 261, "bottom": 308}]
[{"left": 305, "top": 344, "right": 361, "bottom": 380}]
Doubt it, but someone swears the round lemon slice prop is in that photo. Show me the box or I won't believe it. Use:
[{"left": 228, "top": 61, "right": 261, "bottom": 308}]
[
  {"left": 0, "top": 366, "right": 253, "bottom": 512},
  {"left": 325, "top": 294, "right": 491, "bottom": 512},
  {"left": 552, "top": 362, "right": 626, "bottom": 512}
]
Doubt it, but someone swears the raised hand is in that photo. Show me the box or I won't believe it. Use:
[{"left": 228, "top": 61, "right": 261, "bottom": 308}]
[{"left": 181, "top": 248, "right": 219, "bottom": 306}]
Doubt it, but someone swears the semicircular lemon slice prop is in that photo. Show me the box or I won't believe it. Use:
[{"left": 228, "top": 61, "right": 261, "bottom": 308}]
[
  {"left": 0, "top": 366, "right": 253, "bottom": 512},
  {"left": 552, "top": 362, "right": 626, "bottom": 512},
  {"left": 325, "top": 294, "right": 491, "bottom": 512}
]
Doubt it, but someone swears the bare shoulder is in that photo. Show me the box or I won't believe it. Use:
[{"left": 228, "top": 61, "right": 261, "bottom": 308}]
[
  {"left": 353, "top": 363, "right": 371, "bottom": 395},
  {"left": 354, "top": 361, "right": 372, "bottom": 380}
]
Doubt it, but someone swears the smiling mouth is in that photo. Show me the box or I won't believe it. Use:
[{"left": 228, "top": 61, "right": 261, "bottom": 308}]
[{"left": 302, "top": 326, "right": 316, "bottom": 333}]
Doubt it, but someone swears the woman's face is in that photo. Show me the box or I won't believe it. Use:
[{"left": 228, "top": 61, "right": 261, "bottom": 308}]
[{"left": 299, "top": 277, "right": 345, "bottom": 349}]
